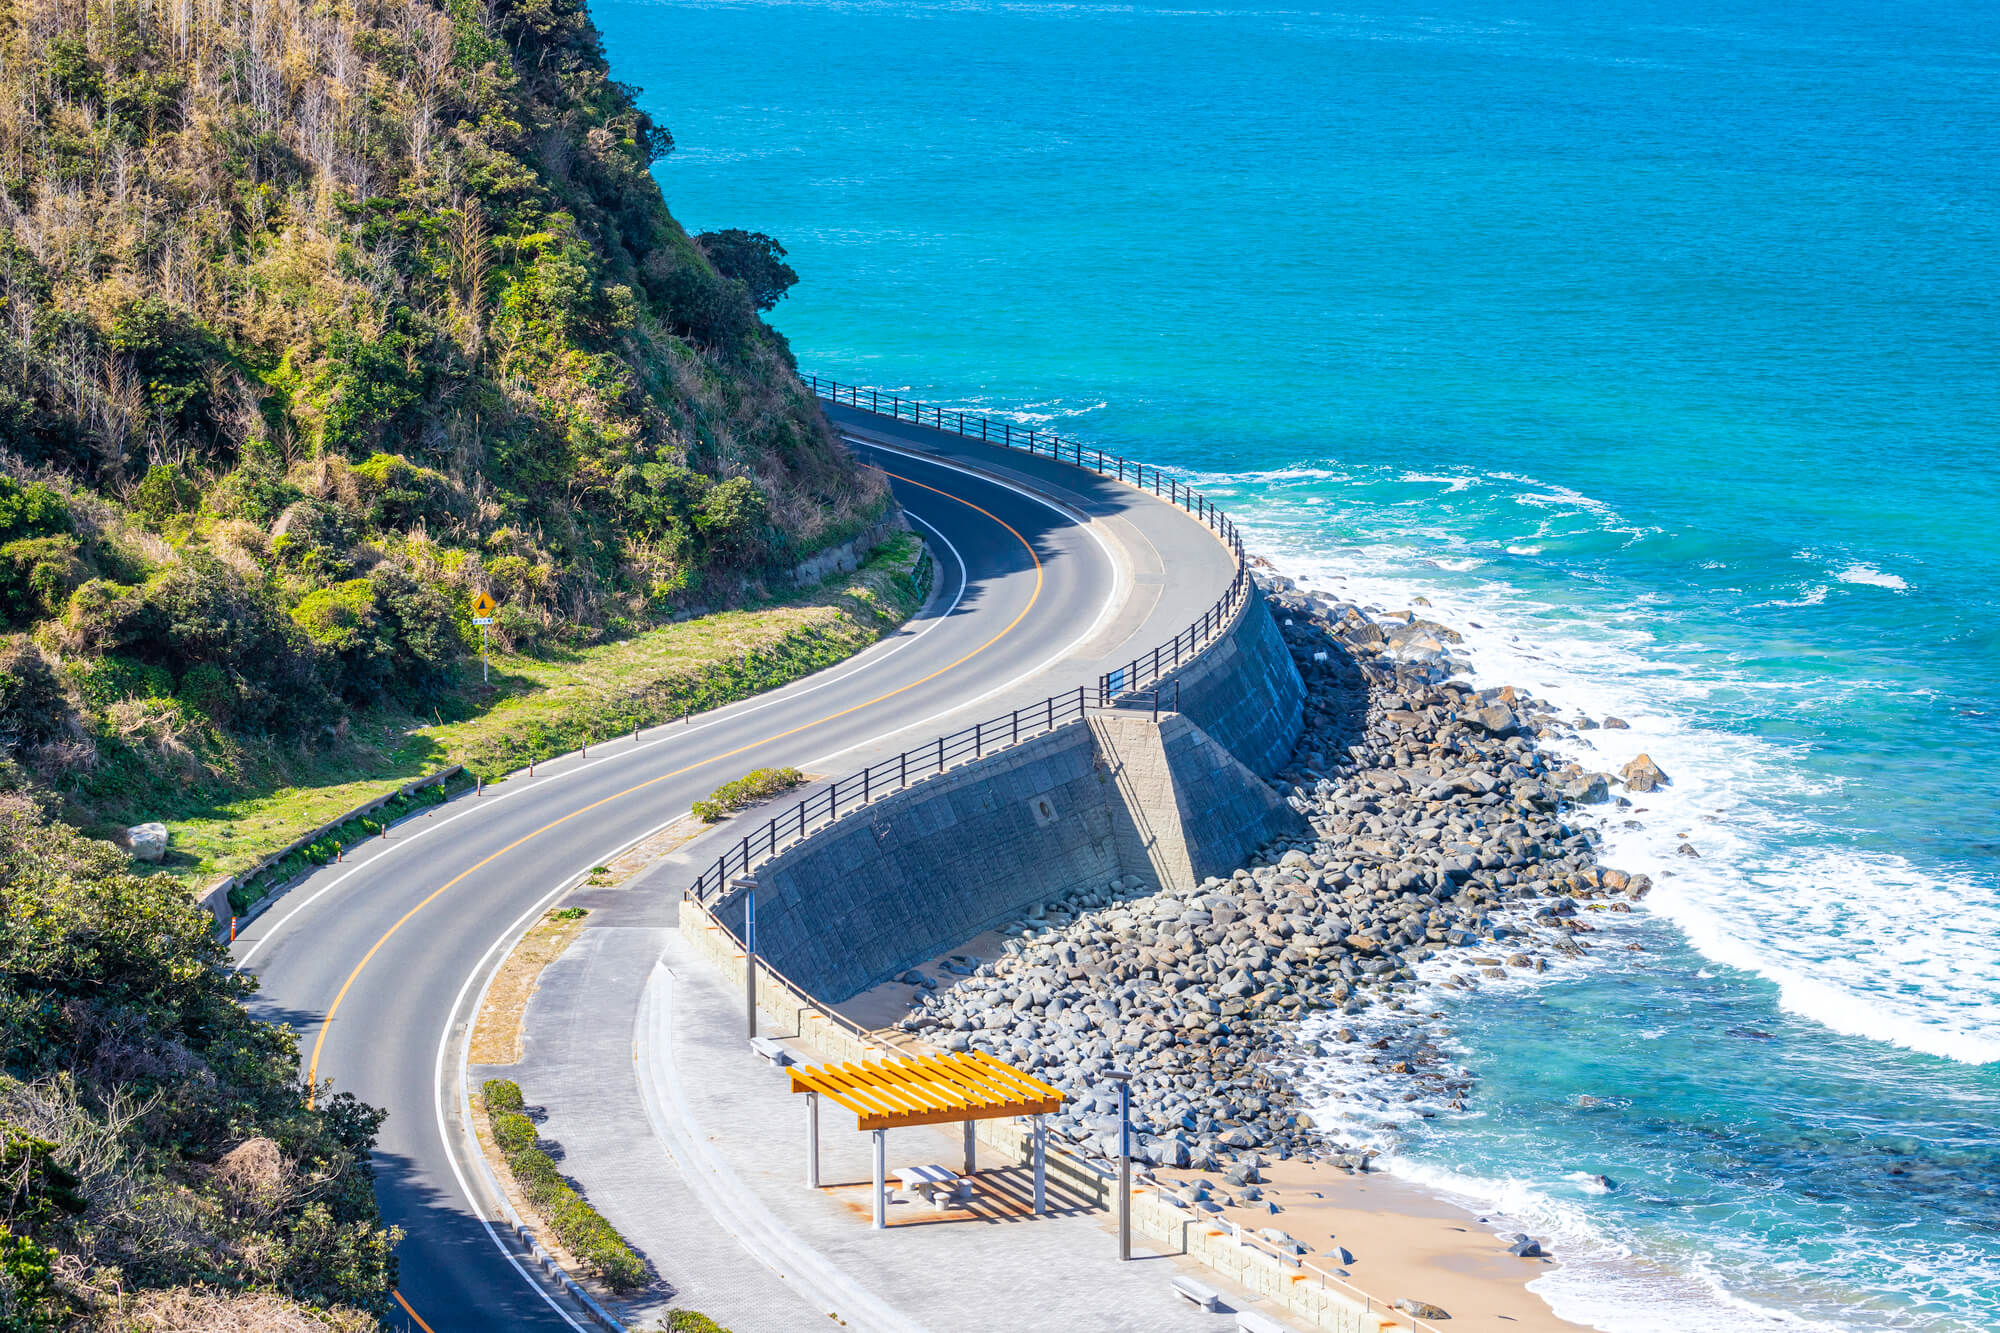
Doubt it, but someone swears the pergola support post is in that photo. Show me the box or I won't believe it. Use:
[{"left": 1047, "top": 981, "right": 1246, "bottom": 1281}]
[
  {"left": 962, "top": 1120, "right": 975, "bottom": 1175},
  {"left": 872, "top": 1129, "right": 887, "bottom": 1230},
  {"left": 805, "top": 1092, "right": 820, "bottom": 1188},
  {"left": 1032, "top": 1115, "right": 1048, "bottom": 1216}
]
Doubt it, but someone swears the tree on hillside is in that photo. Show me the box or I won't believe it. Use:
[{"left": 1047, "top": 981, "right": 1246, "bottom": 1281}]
[{"left": 695, "top": 231, "right": 801, "bottom": 312}]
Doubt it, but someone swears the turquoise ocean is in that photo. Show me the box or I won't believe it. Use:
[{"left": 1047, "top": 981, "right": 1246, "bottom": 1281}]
[{"left": 596, "top": 0, "right": 2000, "bottom": 1326}]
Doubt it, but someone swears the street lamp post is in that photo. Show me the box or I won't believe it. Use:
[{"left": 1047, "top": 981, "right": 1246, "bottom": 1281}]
[{"left": 1106, "top": 1068, "right": 1134, "bottom": 1261}]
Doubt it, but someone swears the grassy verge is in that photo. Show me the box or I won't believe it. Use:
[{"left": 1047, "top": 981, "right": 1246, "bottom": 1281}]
[
  {"left": 156, "top": 535, "right": 929, "bottom": 886},
  {"left": 481, "top": 1079, "right": 648, "bottom": 1290}
]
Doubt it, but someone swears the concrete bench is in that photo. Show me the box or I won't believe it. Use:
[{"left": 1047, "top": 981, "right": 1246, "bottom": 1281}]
[
  {"left": 1171, "top": 1275, "right": 1224, "bottom": 1311},
  {"left": 895, "top": 1163, "right": 970, "bottom": 1207},
  {"left": 1235, "top": 1311, "right": 1294, "bottom": 1333},
  {"left": 748, "top": 1036, "right": 795, "bottom": 1067}
]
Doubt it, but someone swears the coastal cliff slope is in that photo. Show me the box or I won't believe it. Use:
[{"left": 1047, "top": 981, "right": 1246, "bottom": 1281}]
[{"left": 0, "top": 0, "right": 886, "bottom": 830}]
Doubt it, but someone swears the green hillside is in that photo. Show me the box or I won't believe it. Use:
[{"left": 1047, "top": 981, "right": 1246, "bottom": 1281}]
[
  {"left": 0, "top": 0, "right": 886, "bottom": 838},
  {"left": 0, "top": 0, "right": 890, "bottom": 1322}
]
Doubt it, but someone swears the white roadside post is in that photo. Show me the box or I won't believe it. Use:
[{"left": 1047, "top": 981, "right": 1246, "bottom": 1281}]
[{"left": 1032, "top": 1114, "right": 1048, "bottom": 1215}]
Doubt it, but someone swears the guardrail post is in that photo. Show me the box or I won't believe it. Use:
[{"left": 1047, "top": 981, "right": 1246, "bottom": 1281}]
[
  {"left": 1046, "top": 694, "right": 1054, "bottom": 732},
  {"left": 863, "top": 767, "right": 871, "bottom": 804},
  {"left": 900, "top": 751, "right": 907, "bottom": 789},
  {"left": 938, "top": 735, "right": 945, "bottom": 772},
  {"left": 1012, "top": 709, "right": 1019, "bottom": 745},
  {"left": 974, "top": 721, "right": 982, "bottom": 758}
]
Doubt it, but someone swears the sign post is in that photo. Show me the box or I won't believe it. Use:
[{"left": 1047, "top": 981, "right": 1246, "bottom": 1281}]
[{"left": 470, "top": 591, "right": 498, "bottom": 683}]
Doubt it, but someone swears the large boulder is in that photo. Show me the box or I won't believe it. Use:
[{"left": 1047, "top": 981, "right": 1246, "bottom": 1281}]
[
  {"left": 124, "top": 822, "right": 169, "bottom": 863},
  {"left": 1466, "top": 704, "right": 1518, "bottom": 735},
  {"left": 1395, "top": 1298, "right": 1451, "bottom": 1320},
  {"left": 1619, "top": 753, "right": 1669, "bottom": 792}
]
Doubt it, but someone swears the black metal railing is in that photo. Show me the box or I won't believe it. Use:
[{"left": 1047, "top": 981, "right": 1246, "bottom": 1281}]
[
  {"left": 683, "top": 377, "right": 1261, "bottom": 905},
  {"left": 802, "top": 373, "right": 1252, "bottom": 702},
  {"left": 691, "top": 685, "right": 1091, "bottom": 903}
]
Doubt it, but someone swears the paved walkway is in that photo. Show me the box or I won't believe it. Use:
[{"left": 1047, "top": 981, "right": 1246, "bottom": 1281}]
[{"left": 504, "top": 925, "right": 1277, "bottom": 1332}]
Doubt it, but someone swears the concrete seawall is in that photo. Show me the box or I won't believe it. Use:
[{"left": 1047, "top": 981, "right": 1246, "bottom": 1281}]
[
  {"left": 716, "top": 591, "right": 1309, "bottom": 1001},
  {"left": 1152, "top": 582, "right": 1306, "bottom": 779}
]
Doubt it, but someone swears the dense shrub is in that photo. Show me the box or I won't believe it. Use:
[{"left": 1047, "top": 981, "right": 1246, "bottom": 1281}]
[
  {"left": 0, "top": 477, "right": 69, "bottom": 542},
  {"left": 129, "top": 463, "right": 201, "bottom": 525},
  {"left": 0, "top": 639, "right": 77, "bottom": 758},
  {"left": 0, "top": 535, "right": 83, "bottom": 626},
  {"left": 65, "top": 655, "right": 174, "bottom": 710},
  {"left": 480, "top": 1081, "right": 647, "bottom": 1290},
  {"left": 692, "top": 766, "right": 803, "bottom": 822},
  {"left": 203, "top": 462, "right": 304, "bottom": 527},
  {"left": 694, "top": 230, "right": 799, "bottom": 312},
  {"left": 0, "top": 801, "right": 400, "bottom": 1322},
  {"left": 660, "top": 1312, "right": 732, "bottom": 1333},
  {"left": 350, "top": 454, "right": 456, "bottom": 531}
]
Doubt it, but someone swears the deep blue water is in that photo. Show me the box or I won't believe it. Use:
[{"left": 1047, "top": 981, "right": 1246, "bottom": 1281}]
[{"left": 595, "top": 0, "right": 2000, "bottom": 1326}]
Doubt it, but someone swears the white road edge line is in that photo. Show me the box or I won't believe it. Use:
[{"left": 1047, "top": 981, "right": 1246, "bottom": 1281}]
[
  {"left": 805, "top": 439, "right": 1126, "bottom": 770},
  {"left": 418, "top": 459, "right": 1115, "bottom": 1327},
  {"left": 432, "top": 817, "right": 685, "bottom": 1333},
  {"left": 236, "top": 513, "right": 969, "bottom": 969},
  {"left": 306, "top": 444, "right": 1142, "bottom": 1326}
]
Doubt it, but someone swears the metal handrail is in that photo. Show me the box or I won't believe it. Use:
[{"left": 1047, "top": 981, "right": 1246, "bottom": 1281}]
[
  {"left": 689, "top": 685, "right": 1099, "bottom": 903},
  {"left": 683, "top": 375, "right": 1262, "bottom": 906},
  {"left": 802, "top": 373, "right": 1252, "bottom": 702}
]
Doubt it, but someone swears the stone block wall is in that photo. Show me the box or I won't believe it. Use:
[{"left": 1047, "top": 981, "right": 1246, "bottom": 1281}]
[
  {"left": 1091, "top": 712, "right": 1303, "bottom": 894},
  {"left": 1157, "top": 584, "right": 1306, "bottom": 779},
  {"left": 724, "top": 726, "right": 1122, "bottom": 1002},
  {"left": 720, "top": 710, "right": 1302, "bottom": 1003}
]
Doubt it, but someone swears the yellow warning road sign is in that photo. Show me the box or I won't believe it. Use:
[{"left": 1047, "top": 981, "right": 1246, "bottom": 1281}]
[{"left": 471, "top": 591, "right": 497, "bottom": 615}]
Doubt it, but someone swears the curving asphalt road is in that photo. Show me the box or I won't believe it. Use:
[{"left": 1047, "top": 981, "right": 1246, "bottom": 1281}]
[{"left": 233, "top": 422, "right": 1236, "bottom": 1332}]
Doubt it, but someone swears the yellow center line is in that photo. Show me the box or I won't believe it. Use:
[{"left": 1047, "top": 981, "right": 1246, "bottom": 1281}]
[
  {"left": 303, "top": 470, "right": 1043, "bottom": 1103},
  {"left": 391, "top": 1289, "right": 436, "bottom": 1332}
]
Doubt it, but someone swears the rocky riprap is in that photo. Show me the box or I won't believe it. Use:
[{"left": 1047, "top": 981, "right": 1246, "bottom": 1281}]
[{"left": 894, "top": 567, "right": 1659, "bottom": 1175}]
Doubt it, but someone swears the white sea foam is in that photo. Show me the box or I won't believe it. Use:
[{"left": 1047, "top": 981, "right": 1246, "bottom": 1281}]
[
  {"left": 1834, "top": 563, "right": 1910, "bottom": 591},
  {"left": 1397, "top": 470, "right": 1478, "bottom": 493},
  {"left": 1295, "top": 945, "right": 1861, "bottom": 1333},
  {"left": 1247, "top": 494, "right": 2000, "bottom": 1066}
]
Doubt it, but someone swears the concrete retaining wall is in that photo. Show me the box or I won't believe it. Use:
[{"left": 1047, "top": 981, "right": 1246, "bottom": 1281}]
[
  {"left": 1160, "top": 584, "right": 1305, "bottom": 779},
  {"left": 718, "top": 711, "right": 1302, "bottom": 1003},
  {"left": 785, "top": 509, "right": 909, "bottom": 587},
  {"left": 719, "top": 725, "right": 1121, "bottom": 1002}
]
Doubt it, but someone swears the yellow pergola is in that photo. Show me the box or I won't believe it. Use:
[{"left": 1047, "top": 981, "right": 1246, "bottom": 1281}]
[{"left": 789, "top": 1052, "right": 1066, "bottom": 1227}]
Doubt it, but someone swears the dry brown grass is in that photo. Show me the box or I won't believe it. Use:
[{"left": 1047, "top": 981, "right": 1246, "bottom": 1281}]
[
  {"left": 468, "top": 816, "right": 710, "bottom": 1063},
  {"left": 106, "top": 1288, "right": 377, "bottom": 1332},
  {"left": 469, "top": 909, "right": 592, "bottom": 1065}
]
